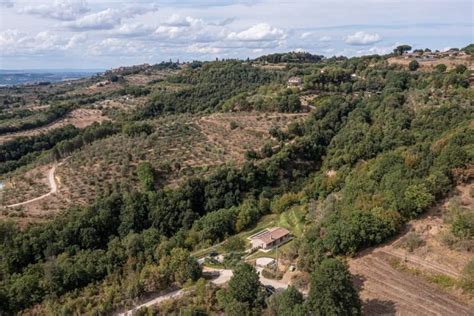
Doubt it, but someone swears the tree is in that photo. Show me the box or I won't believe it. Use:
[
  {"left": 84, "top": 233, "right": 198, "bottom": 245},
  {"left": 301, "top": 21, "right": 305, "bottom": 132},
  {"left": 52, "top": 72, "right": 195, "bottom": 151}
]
[
  {"left": 408, "top": 59, "right": 419, "bottom": 71},
  {"left": 307, "top": 258, "right": 361, "bottom": 315},
  {"left": 454, "top": 64, "right": 467, "bottom": 74},
  {"left": 393, "top": 45, "right": 412, "bottom": 55},
  {"left": 227, "top": 263, "right": 263, "bottom": 307},
  {"left": 266, "top": 286, "right": 305, "bottom": 316},
  {"left": 403, "top": 184, "right": 434, "bottom": 217},
  {"left": 137, "top": 162, "right": 156, "bottom": 191},
  {"left": 165, "top": 248, "right": 201, "bottom": 286},
  {"left": 434, "top": 64, "right": 447, "bottom": 73}
]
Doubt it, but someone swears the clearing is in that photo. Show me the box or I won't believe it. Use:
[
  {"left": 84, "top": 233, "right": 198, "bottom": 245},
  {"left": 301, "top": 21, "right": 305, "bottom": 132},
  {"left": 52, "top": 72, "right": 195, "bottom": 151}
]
[
  {"left": 387, "top": 55, "right": 472, "bottom": 71},
  {"left": 0, "top": 108, "right": 109, "bottom": 144},
  {"left": 349, "top": 183, "right": 474, "bottom": 315}
]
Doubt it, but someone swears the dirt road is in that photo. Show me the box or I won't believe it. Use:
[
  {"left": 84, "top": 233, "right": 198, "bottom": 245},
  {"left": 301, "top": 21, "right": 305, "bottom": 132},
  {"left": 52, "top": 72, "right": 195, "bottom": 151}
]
[
  {"left": 117, "top": 267, "right": 289, "bottom": 315},
  {"left": 5, "top": 160, "right": 64, "bottom": 208},
  {"left": 117, "top": 289, "right": 186, "bottom": 316}
]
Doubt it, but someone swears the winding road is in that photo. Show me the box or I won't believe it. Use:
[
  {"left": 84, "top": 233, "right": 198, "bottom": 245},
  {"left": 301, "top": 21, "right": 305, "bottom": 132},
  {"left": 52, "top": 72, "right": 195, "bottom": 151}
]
[
  {"left": 116, "top": 267, "right": 288, "bottom": 316},
  {"left": 5, "top": 160, "right": 64, "bottom": 208}
]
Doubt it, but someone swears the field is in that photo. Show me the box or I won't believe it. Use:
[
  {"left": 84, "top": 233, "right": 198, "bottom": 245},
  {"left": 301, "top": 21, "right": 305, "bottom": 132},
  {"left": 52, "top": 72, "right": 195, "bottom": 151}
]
[
  {"left": 387, "top": 55, "right": 473, "bottom": 71},
  {"left": 349, "top": 183, "right": 474, "bottom": 315},
  {"left": 0, "top": 111, "right": 307, "bottom": 222},
  {"left": 0, "top": 108, "right": 108, "bottom": 144}
]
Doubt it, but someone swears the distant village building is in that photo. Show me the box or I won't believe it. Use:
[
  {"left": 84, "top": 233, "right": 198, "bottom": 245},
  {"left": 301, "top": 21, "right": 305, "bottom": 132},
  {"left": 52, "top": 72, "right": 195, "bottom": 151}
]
[
  {"left": 287, "top": 76, "right": 302, "bottom": 88},
  {"left": 249, "top": 227, "right": 291, "bottom": 250}
]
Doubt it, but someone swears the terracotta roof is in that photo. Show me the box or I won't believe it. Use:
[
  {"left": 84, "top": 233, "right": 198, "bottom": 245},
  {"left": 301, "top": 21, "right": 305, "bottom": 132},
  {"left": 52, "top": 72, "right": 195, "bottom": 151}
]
[{"left": 252, "top": 227, "right": 290, "bottom": 245}]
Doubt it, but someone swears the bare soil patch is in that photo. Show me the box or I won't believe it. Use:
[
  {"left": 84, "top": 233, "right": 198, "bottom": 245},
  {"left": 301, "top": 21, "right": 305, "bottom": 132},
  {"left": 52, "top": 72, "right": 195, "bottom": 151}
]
[
  {"left": 0, "top": 109, "right": 109, "bottom": 144},
  {"left": 387, "top": 56, "right": 473, "bottom": 71},
  {"left": 349, "top": 183, "right": 474, "bottom": 315}
]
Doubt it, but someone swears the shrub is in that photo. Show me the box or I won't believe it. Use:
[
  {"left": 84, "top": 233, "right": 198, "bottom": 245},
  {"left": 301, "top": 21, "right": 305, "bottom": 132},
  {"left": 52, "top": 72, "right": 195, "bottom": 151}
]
[
  {"left": 271, "top": 192, "right": 300, "bottom": 214},
  {"left": 400, "top": 232, "right": 425, "bottom": 252},
  {"left": 460, "top": 259, "right": 474, "bottom": 294},
  {"left": 261, "top": 268, "right": 283, "bottom": 280},
  {"left": 409, "top": 60, "right": 419, "bottom": 71},
  {"left": 222, "top": 236, "right": 246, "bottom": 252},
  {"left": 451, "top": 213, "right": 473, "bottom": 239}
]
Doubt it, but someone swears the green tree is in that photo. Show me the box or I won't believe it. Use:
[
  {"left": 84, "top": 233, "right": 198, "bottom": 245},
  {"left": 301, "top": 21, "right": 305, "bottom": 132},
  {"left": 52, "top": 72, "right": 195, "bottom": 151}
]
[
  {"left": 403, "top": 184, "right": 434, "bottom": 217},
  {"left": 307, "top": 258, "right": 361, "bottom": 315},
  {"left": 228, "top": 263, "right": 263, "bottom": 307},
  {"left": 137, "top": 162, "right": 156, "bottom": 191},
  {"left": 266, "top": 286, "right": 305, "bottom": 316},
  {"left": 164, "top": 248, "right": 202, "bottom": 286},
  {"left": 408, "top": 59, "right": 419, "bottom": 71},
  {"left": 393, "top": 45, "right": 412, "bottom": 55},
  {"left": 434, "top": 64, "right": 447, "bottom": 73}
]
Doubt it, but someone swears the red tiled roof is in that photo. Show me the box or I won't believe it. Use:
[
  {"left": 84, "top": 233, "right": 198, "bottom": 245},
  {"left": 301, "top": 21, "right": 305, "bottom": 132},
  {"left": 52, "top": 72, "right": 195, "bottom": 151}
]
[{"left": 252, "top": 227, "right": 290, "bottom": 245}]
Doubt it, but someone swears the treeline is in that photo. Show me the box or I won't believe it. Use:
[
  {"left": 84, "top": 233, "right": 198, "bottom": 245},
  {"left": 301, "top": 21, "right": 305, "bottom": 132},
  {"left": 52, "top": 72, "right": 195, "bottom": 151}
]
[
  {"left": 0, "top": 125, "right": 79, "bottom": 174},
  {"left": 50, "top": 121, "right": 119, "bottom": 160},
  {"left": 0, "top": 122, "right": 119, "bottom": 175},
  {"left": 0, "top": 104, "right": 71, "bottom": 135},
  {"left": 255, "top": 51, "right": 324, "bottom": 63},
  {"left": 137, "top": 61, "right": 277, "bottom": 117}
]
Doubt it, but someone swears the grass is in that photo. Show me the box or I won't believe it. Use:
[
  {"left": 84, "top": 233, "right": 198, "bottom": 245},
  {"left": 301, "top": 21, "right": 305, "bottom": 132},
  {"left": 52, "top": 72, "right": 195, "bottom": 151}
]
[
  {"left": 278, "top": 205, "right": 306, "bottom": 237},
  {"left": 389, "top": 257, "right": 459, "bottom": 291}
]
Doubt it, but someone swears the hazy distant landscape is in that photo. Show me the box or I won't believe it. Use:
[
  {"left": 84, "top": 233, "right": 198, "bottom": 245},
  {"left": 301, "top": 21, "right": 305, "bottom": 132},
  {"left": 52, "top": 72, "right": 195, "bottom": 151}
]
[{"left": 0, "top": 70, "right": 102, "bottom": 86}]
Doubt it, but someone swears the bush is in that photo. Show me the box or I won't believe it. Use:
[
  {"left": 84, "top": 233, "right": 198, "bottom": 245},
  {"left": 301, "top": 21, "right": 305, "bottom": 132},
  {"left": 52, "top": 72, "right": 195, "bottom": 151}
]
[
  {"left": 261, "top": 268, "right": 283, "bottom": 280},
  {"left": 271, "top": 192, "right": 300, "bottom": 214},
  {"left": 229, "top": 121, "right": 239, "bottom": 130},
  {"left": 222, "top": 236, "right": 246, "bottom": 252},
  {"left": 451, "top": 214, "right": 473, "bottom": 239},
  {"left": 460, "top": 259, "right": 474, "bottom": 294},
  {"left": 409, "top": 60, "right": 419, "bottom": 71},
  {"left": 400, "top": 232, "right": 425, "bottom": 252}
]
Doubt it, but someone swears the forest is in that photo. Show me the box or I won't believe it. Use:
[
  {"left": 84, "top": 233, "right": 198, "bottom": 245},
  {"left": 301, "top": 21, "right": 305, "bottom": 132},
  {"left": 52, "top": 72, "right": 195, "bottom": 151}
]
[{"left": 0, "top": 48, "right": 472, "bottom": 315}]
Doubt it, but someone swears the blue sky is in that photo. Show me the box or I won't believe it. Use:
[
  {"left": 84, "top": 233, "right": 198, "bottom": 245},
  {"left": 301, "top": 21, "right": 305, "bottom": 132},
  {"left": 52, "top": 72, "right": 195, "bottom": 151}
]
[{"left": 0, "top": 0, "right": 472, "bottom": 69}]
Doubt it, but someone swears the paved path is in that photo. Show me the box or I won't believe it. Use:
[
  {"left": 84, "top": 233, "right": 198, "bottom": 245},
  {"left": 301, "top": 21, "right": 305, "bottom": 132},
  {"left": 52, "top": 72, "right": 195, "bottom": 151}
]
[{"left": 6, "top": 160, "right": 66, "bottom": 208}]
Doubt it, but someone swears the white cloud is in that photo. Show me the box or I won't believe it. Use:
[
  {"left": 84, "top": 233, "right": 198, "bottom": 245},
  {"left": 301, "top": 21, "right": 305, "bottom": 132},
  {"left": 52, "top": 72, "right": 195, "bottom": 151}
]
[
  {"left": 19, "top": 0, "right": 90, "bottom": 21},
  {"left": 227, "top": 23, "right": 286, "bottom": 41},
  {"left": 63, "top": 5, "right": 158, "bottom": 31},
  {"left": 154, "top": 16, "right": 222, "bottom": 43},
  {"left": 319, "top": 35, "right": 332, "bottom": 42},
  {"left": 164, "top": 14, "right": 193, "bottom": 27},
  {"left": 301, "top": 32, "right": 312, "bottom": 39},
  {"left": 88, "top": 38, "right": 154, "bottom": 56},
  {"left": 186, "top": 44, "right": 221, "bottom": 54},
  {"left": 0, "top": 29, "right": 67, "bottom": 55},
  {"left": 344, "top": 31, "right": 381, "bottom": 45},
  {"left": 65, "top": 34, "right": 87, "bottom": 49},
  {"left": 112, "top": 23, "right": 155, "bottom": 37}
]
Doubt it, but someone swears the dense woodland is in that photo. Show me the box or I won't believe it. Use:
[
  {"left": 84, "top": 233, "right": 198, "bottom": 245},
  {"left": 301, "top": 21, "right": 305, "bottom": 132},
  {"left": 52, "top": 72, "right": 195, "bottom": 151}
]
[{"left": 0, "top": 47, "right": 473, "bottom": 315}]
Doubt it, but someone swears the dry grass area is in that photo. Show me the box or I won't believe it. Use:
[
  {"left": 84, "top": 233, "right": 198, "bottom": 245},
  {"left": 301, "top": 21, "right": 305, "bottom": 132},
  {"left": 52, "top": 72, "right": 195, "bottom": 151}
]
[
  {"left": 93, "top": 96, "right": 148, "bottom": 113},
  {"left": 1, "top": 112, "right": 307, "bottom": 220},
  {"left": 0, "top": 109, "right": 109, "bottom": 144},
  {"left": 0, "top": 164, "right": 58, "bottom": 224},
  {"left": 387, "top": 55, "right": 473, "bottom": 71},
  {"left": 349, "top": 183, "right": 474, "bottom": 315}
]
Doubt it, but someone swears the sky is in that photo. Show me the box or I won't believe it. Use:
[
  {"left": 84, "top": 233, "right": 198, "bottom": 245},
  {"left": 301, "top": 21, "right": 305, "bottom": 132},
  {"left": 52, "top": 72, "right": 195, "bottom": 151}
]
[{"left": 0, "top": 0, "right": 472, "bottom": 69}]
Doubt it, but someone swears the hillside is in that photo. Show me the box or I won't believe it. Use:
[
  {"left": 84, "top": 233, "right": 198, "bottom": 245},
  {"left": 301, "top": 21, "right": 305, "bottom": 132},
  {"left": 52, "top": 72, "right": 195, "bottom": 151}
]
[{"left": 0, "top": 50, "right": 472, "bottom": 315}]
